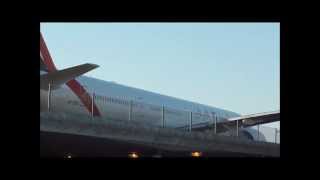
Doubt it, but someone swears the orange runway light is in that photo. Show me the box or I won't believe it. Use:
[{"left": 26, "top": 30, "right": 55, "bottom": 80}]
[
  {"left": 128, "top": 152, "right": 139, "bottom": 159},
  {"left": 191, "top": 151, "right": 202, "bottom": 157}
]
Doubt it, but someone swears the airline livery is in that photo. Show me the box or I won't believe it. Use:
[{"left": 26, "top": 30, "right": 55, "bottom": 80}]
[{"left": 40, "top": 33, "right": 279, "bottom": 142}]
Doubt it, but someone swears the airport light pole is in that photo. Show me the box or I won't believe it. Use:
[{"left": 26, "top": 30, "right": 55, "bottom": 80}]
[{"left": 47, "top": 83, "right": 51, "bottom": 112}]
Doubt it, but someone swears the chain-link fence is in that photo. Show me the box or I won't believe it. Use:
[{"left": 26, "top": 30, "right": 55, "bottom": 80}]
[
  {"left": 43, "top": 86, "right": 280, "bottom": 144},
  {"left": 252, "top": 125, "right": 280, "bottom": 144}
]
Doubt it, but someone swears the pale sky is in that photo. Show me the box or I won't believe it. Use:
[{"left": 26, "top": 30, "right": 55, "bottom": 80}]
[{"left": 41, "top": 23, "right": 280, "bottom": 129}]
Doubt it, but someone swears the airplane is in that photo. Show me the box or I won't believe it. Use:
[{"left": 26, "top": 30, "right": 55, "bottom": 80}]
[{"left": 40, "top": 32, "right": 279, "bottom": 143}]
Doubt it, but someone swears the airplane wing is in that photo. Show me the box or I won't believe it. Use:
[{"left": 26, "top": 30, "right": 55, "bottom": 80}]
[
  {"left": 40, "top": 63, "right": 99, "bottom": 90},
  {"left": 176, "top": 110, "right": 280, "bottom": 133}
]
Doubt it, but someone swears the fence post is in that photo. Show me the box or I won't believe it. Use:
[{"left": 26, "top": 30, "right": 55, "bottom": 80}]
[
  {"left": 257, "top": 124, "right": 260, "bottom": 141},
  {"left": 91, "top": 92, "right": 95, "bottom": 119},
  {"left": 275, "top": 128, "right": 278, "bottom": 143},
  {"left": 47, "top": 83, "right": 51, "bottom": 112},
  {"left": 189, "top": 112, "right": 193, "bottom": 132},
  {"left": 129, "top": 100, "right": 132, "bottom": 121},
  {"left": 214, "top": 115, "right": 217, "bottom": 134},
  {"left": 236, "top": 120, "right": 239, "bottom": 137},
  {"left": 162, "top": 105, "right": 165, "bottom": 128}
]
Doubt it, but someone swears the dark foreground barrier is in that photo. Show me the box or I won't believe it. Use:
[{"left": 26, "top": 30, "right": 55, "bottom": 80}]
[{"left": 40, "top": 112, "right": 280, "bottom": 157}]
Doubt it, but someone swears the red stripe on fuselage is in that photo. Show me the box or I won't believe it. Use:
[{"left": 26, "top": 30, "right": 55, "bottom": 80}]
[
  {"left": 40, "top": 33, "right": 101, "bottom": 117},
  {"left": 66, "top": 79, "right": 101, "bottom": 116}
]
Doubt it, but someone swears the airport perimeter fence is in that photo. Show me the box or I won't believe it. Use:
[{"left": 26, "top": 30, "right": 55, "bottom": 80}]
[
  {"left": 43, "top": 87, "right": 280, "bottom": 144},
  {"left": 252, "top": 125, "right": 280, "bottom": 144}
]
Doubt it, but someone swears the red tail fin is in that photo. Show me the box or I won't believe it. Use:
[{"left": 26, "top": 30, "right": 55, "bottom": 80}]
[{"left": 40, "top": 32, "right": 101, "bottom": 117}]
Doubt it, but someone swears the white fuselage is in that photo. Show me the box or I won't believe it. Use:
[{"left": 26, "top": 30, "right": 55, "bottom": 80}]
[
  {"left": 40, "top": 71, "right": 241, "bottom": 128},
  {"left": 40, "top": 70, "right": 267, "bottom": 141}
]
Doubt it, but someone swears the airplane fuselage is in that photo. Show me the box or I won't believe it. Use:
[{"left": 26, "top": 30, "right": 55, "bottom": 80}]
[
  {"left": 40, "top": 70, "right": 268, "bottom": 141},
  {"left": 40, "top": 71, "right": 239, "bottom": 127}
]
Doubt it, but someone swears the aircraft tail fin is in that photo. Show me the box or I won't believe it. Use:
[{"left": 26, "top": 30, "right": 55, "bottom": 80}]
[{"left": 40, "top": 63, "right": 99, "bottom": 90}]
